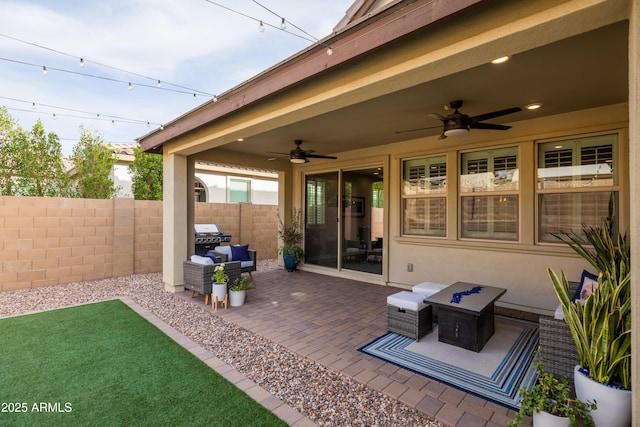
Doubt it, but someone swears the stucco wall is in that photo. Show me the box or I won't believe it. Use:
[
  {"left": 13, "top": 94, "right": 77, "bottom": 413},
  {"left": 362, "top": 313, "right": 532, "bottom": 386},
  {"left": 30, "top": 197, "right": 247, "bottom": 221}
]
[{"left": 0, "top": 197, "right": 277, "bottom": 292}]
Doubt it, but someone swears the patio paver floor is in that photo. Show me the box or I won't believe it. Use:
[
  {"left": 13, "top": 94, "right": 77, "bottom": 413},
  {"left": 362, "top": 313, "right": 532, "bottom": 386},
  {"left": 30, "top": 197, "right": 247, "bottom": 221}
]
[{"left": 177, "top": 268, "right": 535, "bottom": 427}]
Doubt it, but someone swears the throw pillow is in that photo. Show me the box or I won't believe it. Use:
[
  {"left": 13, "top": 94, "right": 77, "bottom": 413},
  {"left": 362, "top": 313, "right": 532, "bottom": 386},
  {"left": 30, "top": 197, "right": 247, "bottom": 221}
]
[
  {"left": 572, "top": 270, "right": 599, "bottom": 301},
  {"left": 190, "top": 255, "right": 214, "bottom": 265},
  {"left": 205, "top": 251, "right": 220, "bottom": 264},
  {"left": 231, "top": 244, "right": 250, "bottom": 262}
]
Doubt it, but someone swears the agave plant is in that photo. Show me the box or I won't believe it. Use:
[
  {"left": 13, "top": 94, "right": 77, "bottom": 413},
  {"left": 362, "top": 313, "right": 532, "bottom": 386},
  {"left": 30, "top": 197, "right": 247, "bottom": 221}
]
[{"left": 548, "top": 208, "right": 631, "bottom": 390}]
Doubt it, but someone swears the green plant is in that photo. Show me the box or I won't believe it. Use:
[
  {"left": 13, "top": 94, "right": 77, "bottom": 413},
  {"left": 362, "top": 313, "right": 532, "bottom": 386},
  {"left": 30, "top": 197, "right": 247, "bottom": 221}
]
[
  {"left": 278, "top": 208, "right": 304, "bottom": 262},
  {"left": 549, "top": 209, "right": 631, "bottom": 390},
  {"left": 508, "top": 354, "right": 596, "bottom": 426},
  {"left": 229, "top": 277, "right": 256, "bottom": 291},
  {"left": 211, "top": 263, "right": 228, "bottom": 284}
]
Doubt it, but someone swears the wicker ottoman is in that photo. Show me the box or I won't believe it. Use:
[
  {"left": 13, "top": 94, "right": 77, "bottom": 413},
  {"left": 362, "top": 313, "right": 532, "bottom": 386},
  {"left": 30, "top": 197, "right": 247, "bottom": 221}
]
[
  {"left": 387, "top": 291, "right": 433, "bottom": 341},
  {"left": 412, "top": 281, "right": 448, "bottom": 321}
]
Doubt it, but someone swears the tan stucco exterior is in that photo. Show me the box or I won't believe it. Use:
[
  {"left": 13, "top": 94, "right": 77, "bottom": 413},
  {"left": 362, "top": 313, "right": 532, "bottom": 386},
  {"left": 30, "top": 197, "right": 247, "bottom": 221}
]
[{"left": 147, "top": 0, "right": 638, "bottom": 412}]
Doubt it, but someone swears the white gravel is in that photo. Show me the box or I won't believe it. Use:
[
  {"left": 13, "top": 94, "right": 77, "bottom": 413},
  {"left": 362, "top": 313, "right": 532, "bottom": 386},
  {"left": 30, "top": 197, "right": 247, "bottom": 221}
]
[{"left": 0, "top": 260, "right": 441, "bottom": 427}]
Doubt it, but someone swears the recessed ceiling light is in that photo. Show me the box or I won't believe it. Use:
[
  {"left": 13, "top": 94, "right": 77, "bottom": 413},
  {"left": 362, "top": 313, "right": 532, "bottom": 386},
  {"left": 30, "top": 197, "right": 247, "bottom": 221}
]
[
  {"left": 491, "top": 56, "right": 510, "bottom": 64},
  {"left": 525, "top": 103, "right": 543, "bottom": 110},
  {"left": 237, "top": 138, "right": 245, "bottom": 142}
]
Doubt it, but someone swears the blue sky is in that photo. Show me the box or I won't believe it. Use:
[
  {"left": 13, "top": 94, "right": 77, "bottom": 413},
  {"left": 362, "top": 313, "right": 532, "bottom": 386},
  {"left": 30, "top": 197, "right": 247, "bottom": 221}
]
[{"left": 0, "top": 0, "right": 354, "bottom": 154}]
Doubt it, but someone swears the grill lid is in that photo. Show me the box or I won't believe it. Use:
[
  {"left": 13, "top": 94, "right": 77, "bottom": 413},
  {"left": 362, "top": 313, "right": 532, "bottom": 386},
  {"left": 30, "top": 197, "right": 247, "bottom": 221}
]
[{"left": 194, "top": 224, "right": 221, "bottom": 235}]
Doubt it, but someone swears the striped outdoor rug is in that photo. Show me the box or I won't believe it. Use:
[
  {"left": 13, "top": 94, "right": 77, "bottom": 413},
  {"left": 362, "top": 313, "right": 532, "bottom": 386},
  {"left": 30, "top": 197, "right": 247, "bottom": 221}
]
[{"left": 358, "top": 316, "right": 538, "bottom": 410}]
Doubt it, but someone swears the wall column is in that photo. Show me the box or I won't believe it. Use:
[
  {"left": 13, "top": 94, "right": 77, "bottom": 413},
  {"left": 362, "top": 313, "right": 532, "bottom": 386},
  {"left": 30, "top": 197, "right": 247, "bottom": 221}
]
[
  {"left": 629, "top": 0, "right": 639, "bottom": 420},
  {"left": 163, "top": 152, "right": 188, "bottom": 292}
]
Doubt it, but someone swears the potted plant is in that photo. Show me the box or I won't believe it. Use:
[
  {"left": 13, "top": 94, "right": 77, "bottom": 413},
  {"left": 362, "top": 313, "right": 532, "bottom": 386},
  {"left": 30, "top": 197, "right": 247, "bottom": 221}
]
[
  {"left": 508, "top": 354, "right": 595, "bottom": 427},
  {"left": 228, "top": 277, "right": 256, "bottom": 307},
  {"left": 278, "top": 208, "right": 304, "bottom": 272},
  {"left": 211, "top": 263, "right": 229, "bottom": 308},
  {"left": 548, "top": 206, "right": 631, "bottom": 427}
]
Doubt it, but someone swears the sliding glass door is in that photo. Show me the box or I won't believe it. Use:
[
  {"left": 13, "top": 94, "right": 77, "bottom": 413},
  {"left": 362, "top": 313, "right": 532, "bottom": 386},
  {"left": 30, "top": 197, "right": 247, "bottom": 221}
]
[
  {"left": 342, "top": 168, "right": 383, "bottom": 275},
  {"left": 305, "top": 172, "right": 339, "bottom": 268},
  {"left": 304, "top": 167, "right": 384, "bottom": 275}
]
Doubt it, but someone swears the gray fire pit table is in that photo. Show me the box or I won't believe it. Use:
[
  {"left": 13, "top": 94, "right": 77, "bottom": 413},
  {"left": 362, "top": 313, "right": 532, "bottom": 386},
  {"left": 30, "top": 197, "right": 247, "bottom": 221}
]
[{"left": 425, "top": 281, "right": 506, "bottom": 352}]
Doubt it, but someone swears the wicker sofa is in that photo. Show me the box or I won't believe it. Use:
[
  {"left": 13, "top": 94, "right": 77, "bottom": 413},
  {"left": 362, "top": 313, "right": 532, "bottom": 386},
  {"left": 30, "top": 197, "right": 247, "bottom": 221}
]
[
  {"left": 183, "top": 259, "right": 241, "bottom": 305},
  {"left": 538, "top": 280, "right": 580, "bottom": 381}
]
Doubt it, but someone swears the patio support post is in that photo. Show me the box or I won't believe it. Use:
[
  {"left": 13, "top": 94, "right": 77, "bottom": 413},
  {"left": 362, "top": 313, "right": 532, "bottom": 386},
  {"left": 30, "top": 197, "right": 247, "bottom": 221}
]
[
  {"left": 163, "top": 152, "right": 188, "bottom": 293},
  {"left": 629, "top": 0, "right": 639, "bottom": 421}
]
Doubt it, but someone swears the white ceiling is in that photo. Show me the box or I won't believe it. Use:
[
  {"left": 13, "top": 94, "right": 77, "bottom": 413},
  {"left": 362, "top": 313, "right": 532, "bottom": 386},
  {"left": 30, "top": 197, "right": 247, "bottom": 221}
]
[{"left": 216, "top": 21, "right": 628, "bottom": 162}]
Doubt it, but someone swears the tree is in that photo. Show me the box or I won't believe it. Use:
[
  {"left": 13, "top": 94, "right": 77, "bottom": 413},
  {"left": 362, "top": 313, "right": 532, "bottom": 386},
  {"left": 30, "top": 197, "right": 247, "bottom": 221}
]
[
  {"left": 70, "top": 126, "right": 118, "bottom": 199},
  {"left": 13, "top": 119, "right": 71, "bottom": 197},
  {"left": 128, "top": 146, "right": 163, "bottom": 200},
  {"left": 0, "top": 107, "right": 21, "bottom": 195}
]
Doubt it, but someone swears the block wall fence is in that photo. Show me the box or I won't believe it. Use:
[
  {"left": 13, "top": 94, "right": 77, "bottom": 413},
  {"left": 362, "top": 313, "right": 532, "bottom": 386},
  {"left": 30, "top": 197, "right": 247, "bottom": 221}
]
[{"left": 0, "top": 196, "right": 278, "bottom": 292}]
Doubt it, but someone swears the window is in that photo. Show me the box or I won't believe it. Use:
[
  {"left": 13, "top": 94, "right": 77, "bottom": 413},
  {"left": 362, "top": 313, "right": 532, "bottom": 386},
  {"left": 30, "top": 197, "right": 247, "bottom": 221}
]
[
  {"left": 229, "top": 178, "right": 250, "bottom": 203},
  {"left": 460, "top": 147, "right": 519, "bottom": 241},
  {"left": 537, "top": 134, "right": 618, "bottom": 242},
  {"left": 306, "top": 178, "right": 326, "bottom": 225},
  {"left": 402, "top": 156, "right": 446, "bottom": 237}
]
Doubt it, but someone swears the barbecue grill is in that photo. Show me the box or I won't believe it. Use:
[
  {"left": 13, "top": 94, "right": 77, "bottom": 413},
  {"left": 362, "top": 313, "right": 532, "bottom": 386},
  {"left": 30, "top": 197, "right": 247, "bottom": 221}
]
[{"left": 194, "top": 224, "right": 232, "bottom": 256}]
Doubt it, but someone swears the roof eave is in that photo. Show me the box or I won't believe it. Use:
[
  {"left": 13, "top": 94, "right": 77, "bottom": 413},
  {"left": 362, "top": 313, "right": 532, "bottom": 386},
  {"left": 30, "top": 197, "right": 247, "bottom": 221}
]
[{"left": 138, "top": 0, "right": 483, "bottom": 153}]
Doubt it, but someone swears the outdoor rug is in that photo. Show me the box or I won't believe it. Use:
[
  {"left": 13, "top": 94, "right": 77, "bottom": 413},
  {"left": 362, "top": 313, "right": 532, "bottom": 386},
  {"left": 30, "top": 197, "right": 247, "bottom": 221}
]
[{"left": 358, "top": 316, "right": 538, "bottom": 410}]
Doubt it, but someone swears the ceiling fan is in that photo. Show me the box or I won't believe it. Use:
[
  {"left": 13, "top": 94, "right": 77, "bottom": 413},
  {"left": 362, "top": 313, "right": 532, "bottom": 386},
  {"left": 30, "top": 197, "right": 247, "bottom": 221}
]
[
  {"left": 268, "top": 140, "right": 337, "bottom": 163},
  {"left": 397, "top": 100, "right": 522, "bottom": 139}
]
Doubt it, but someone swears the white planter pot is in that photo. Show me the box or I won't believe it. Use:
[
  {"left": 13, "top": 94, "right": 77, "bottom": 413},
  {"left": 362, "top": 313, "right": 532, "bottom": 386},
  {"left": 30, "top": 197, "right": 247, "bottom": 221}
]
[
  {"left": 574, "top": 365, "right": 631, "bottom": 427},
  {"left": 533, "top": 409, "right": 571, "bottom": 427},
  {"left": 211, "top": 282, "right": 227, "bottom": 304},
  {"left": 229, "top": 290, "right": 246, "bottom": 307}
]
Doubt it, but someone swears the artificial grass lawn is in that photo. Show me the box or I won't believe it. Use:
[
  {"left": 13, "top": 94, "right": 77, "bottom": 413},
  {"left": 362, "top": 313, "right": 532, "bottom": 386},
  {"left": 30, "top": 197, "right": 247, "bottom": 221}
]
[{"left": 0, "top": 299, "right": 287, "bottom": 427}]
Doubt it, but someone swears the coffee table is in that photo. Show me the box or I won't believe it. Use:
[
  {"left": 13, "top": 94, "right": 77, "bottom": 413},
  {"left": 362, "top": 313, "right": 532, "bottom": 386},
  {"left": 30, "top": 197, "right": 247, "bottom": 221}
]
[{"left": 425, "top": 282, "right": 506, "bottom": 352}]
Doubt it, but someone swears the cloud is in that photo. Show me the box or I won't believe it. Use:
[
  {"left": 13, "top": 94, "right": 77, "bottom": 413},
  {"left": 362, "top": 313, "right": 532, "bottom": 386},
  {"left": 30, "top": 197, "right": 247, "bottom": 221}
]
[{"left": 0, "top": 0, "right": 354, "bottom": 154}]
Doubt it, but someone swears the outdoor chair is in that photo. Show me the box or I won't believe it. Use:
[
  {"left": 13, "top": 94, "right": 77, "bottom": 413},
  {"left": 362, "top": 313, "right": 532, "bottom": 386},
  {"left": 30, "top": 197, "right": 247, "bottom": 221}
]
[
  {"left": 212, "top": 245, "right": 257, "bottom": 280},
  {"left": 183, "top": 257, "right": 241, "bottom": 305},
  {"left": 538, "top": 280, "right": 580, "bottom": 381}
]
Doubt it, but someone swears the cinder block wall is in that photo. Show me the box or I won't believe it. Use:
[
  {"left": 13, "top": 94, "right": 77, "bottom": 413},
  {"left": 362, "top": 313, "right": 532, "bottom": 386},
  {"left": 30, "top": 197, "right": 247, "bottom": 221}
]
[{"left": 0, "top": 196, "right": 277, "bottom": 292}]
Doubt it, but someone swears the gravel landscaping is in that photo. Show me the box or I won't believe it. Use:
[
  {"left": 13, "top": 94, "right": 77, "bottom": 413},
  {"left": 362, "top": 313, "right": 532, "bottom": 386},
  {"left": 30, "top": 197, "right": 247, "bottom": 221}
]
[{"left": 0, "top": 260, "right": 442, "bottom": 427}]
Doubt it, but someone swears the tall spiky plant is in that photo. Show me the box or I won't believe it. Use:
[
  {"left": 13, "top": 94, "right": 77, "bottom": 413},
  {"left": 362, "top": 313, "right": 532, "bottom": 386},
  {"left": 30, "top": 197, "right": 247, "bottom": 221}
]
[{"left": 548, "top": 197, "right": 631, "bottom": 389}]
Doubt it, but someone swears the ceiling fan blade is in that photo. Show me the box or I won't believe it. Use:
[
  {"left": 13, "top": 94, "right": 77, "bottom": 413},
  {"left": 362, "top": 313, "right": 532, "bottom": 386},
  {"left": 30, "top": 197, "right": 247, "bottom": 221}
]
[
  {"left": 470, "top": 107, "right": 521, "bottom": 123},
  {"left": 470, "top": 122, "right": 512, "bottom": 130},
  {"left": 266, "top": 151, "right": 291, "bottom": 156},
  {"left": 395, "top": 125, "right": 442, "bottom": 134},
  {"left": 428, "top": 113, "right": 447, "bottom": 121},
  {"left": 306, "top": 153, "right": 337, "bottom": 159}
]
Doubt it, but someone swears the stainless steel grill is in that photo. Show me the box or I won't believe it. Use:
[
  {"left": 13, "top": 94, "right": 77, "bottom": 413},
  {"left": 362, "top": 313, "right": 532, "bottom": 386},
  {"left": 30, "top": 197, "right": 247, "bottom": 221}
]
[{"left": 194, "top": 224, "right": 231, "bottom": 255}]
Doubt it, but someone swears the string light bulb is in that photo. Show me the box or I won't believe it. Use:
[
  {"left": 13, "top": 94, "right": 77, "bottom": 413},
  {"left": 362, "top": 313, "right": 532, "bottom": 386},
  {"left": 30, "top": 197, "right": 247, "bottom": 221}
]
[
  {"left": 157, "top": 80, "right": 161, "bottom": 87},
  {"left": 128, "top": 82, "right": 133, "bottom": 91},
  {"left": 259, "top": 21, "right": 265, "bottom": 32},
  {"left": 79, "top": 58, "right": 84, "bottom": 67},
  {"left": 193, "top": 93, "right": 197, "bottom": 101},
  {"left": 52, "top": 113, "right": 56, "bottom": 120},
  {"left": 326, "top": 46, "right": 333, "bottom": 56},
  {"left": 42, "top": 66, "right": 48, "bottom": 75},
  {"left": 280, "top": 17, "right": 286, "bottom": 30},
  {"left": 213, "top": 95, "right": 218, "bottom": 102},
  {"left": 32, "top": 102, "right": 36, "bottom": 110},
  {"left": 111, "top": 120, "right": 115, "bottom": 126}
]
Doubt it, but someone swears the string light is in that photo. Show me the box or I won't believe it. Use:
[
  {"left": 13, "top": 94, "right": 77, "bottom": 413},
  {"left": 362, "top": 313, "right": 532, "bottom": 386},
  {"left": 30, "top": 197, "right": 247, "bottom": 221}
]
[
  {"left": 52, "top": 113, "right": 56, "bottom": 120},
  {"left": 42, "top": 65, "right": 47, "bottom": 75},
  {"left": 259, "top": 21, "right": 265, "bottom": 32},
  {"left": 193, "top": 93, "right": 197, "bottom": 100},
  {"left": 1, "top": 96, "right": 163, "bottom": 127},
  {"left": 213, "top": 95, "right": 218, "bottom": 102},
  {"left": 280, "top": 17, "right": 286, "bottom": 30},
  {"left": 128, "top": 82, "right": 133, "bottom": 91},
  {"left": 0, "top": 33, "right": 213, "bottom": 97},
  {"left": 157, "top": 80, "right": 161, "bottom": 87}
]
